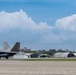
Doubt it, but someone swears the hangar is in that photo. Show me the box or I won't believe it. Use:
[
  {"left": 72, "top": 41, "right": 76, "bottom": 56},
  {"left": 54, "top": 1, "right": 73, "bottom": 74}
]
[
  {"left": 54, "top": 52, "right": 75, "bottom": 58},
  {"left": 13, "top": 52, "right": 33, "bottom": 59}
]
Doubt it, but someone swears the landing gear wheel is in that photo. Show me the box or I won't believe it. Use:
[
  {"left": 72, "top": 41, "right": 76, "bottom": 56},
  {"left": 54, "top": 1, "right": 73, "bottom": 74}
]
[
  {"left": 0, "top": 57, "right": 1, "bottom": 59},
  {"left": 6, "top": 57, "right": 9, "bottom": 59}
]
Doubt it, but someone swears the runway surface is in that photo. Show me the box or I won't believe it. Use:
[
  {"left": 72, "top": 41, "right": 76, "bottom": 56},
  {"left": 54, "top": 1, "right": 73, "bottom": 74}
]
[{"left": 0, "top": 59, "right": 76, "bottom": 75}]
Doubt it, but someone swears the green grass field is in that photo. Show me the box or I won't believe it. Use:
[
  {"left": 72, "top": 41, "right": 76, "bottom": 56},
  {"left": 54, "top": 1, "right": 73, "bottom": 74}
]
[{"left": 24, "top": 58, "right": 76, "bottom": 61}]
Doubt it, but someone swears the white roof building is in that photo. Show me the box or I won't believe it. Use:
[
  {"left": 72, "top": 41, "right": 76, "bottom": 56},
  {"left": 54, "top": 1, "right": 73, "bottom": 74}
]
[
  {"left": 13, "top": 52, "right": 33, "bottom": 59},
  {"left": 73, "top": 53, "right": 76, "bottom": 56},
  {"left": 54, "top": 52, "right": 74, "bottom": 58}
]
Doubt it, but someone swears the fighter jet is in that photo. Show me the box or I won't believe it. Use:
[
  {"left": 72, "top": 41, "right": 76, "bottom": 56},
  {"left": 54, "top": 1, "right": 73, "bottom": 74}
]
[{"left": 0, "top": 42, "right": 20, "bottom": 59}]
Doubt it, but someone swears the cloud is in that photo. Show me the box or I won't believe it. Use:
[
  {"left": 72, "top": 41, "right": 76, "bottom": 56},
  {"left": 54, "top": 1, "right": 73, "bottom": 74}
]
[
  {"left": 0, "top": 9, "right": 55, "bottom": 49},
  {"left": 0, "top": 9, "right": 52, "bottom": 31},
  {"left": 55, "top": 14, "right": 76, "bottom": 31}
]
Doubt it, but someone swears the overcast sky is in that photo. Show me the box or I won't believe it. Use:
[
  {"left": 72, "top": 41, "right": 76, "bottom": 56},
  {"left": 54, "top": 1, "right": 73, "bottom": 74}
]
[{"left": 0, "top": 0, "right": 76, "bottom": 50}]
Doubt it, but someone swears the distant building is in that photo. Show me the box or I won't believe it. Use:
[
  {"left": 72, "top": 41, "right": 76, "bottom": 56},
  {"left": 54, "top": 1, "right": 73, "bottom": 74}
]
[
  {"left": 20, "top": 47, "right": 31, "bottom": 52},
  {"left": 31, "top": 53, "right": 39, "bottom": 58},
  {"left": 24, "top": 53, "right": 34, "bottom": 58},
  {"left": 73, "top": 53, "right": 76, "bottom": 57},
  {"left": 13, "top": 52, "right": 33, "bottom": 59},
  {"left": 39, "top": 54, "right": 49, "bottom": 58},
  {"left": 54, "top": 52, "right": 75, "bottom": 58}
]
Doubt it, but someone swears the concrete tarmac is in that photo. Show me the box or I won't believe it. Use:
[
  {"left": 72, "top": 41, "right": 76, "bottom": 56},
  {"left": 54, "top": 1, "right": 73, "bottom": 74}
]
[{"left": 0, "top": 59, "right": 76, "bottom": 75}]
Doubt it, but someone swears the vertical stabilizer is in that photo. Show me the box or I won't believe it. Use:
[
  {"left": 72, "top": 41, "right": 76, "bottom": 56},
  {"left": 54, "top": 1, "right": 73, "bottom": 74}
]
[
  {"left": 11, "top": 42, "right": 20, "bottom": 52},
  {"left": 3, "top": 42, "right": 11, "bottom": 50}
]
